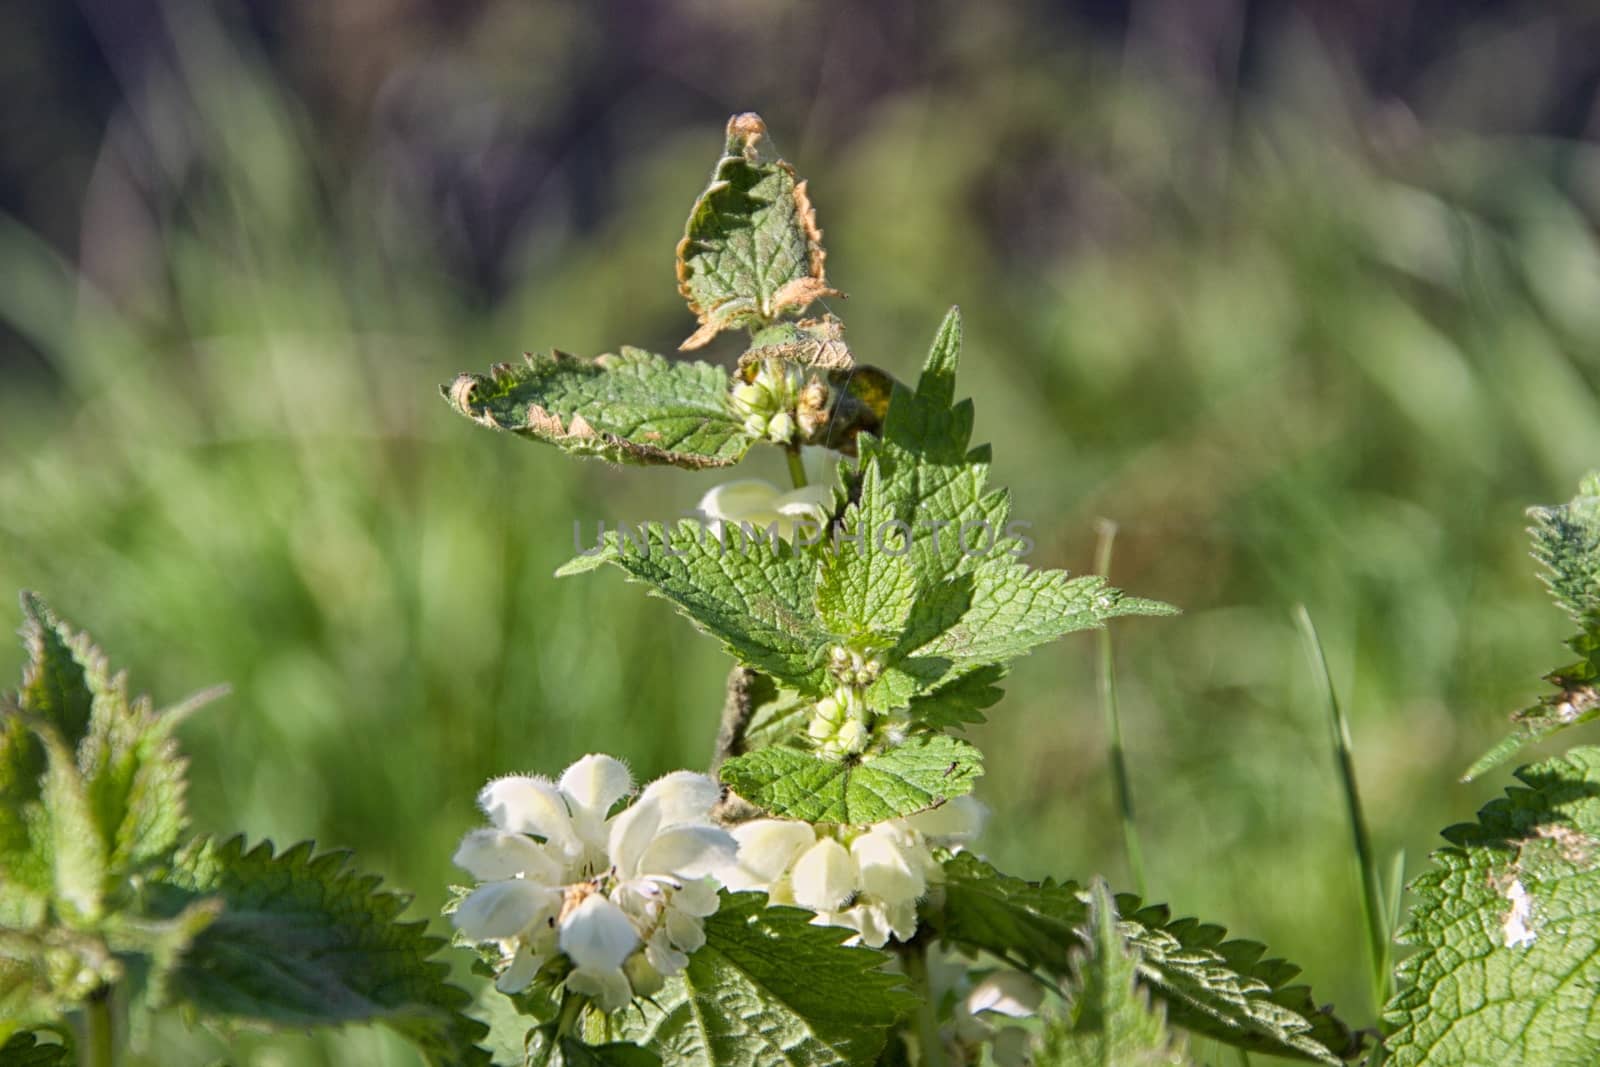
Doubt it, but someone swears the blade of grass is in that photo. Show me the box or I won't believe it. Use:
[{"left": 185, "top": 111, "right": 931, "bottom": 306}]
[
  {"left": 1294, "top": 605, "right": 1391, "bottom": 1026},
  {"left": 1095, "top": 519, "right": 1146, "bottom": 897}
]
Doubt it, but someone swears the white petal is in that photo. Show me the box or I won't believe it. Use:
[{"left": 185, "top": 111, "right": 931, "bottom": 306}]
[
  {"left": 559, "top": 894, "right": 640, "bottom": 972},
  {"left": 884, "top": 898, "right": 919, "bottom": 942},
  {"left": 567, "top": 966, "right": 634, "bottom": 1013},
  {"left": 850, "top": 827, "right": 927, "bottom": 905},
  {"left": 790, "top": 837, "right": 858, "bottom": 912},
  {"left": 559, "top": 754, "right": 635, "bottom": 819},
  {"left": 494, "top": 943, "right": 545, "bottom": 994},
  {"left": 606, "top": 796, "right": 663, "bottom": 879},
  {"left": 478, "top": 775, "right": 578, "bottom": 850},
  {"left": 671, "top": 877, "right": 721, "bottom": 918},
  {"left": 636, "top": 825, "right": 738, "bottom": 879},
  {"left": 698, "top": 480, "right": 782, "bottom": 525},
  {"left": 452, "top": 829, "right": 563, "bottom": 883},
  {"left": 731, "top": 820, "right": 816, "bottom": 881},
  {"left": 452, "top": 880, "right": 559, "bottom": 941},
  {"left": 844, "top": 903, "right": 891, "bottom": 948},
  {"left": 904, "top": 796, "right": 988, "bottom": 841},
  {"left": 665, "top": 907, "right": 707, "bottom": 954},
  {"left": 966, "top": 971, "right": 1043, "bottom": 1018},
  {"left": 638, "top": 771, "right": 722, "bottom": 826},
  {"left": 646, "top": 929, "right": 689, "bottom": 977}
]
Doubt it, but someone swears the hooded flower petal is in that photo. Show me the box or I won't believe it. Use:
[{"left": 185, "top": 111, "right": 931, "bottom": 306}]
[
  {"left": 478, "top": 775, "right": 578, "bottom": 852},
  {"left": 638, "top": 771, "right": 722, "bottom": 826},
  {"left": 567, "top": 965, "right": 635, "bottom": 1013},
  {"left": 665, "top": 905, "right": 708, "bottom": 953},
  {"left": 698, "top": 480, "right": 833, "bottom": 541},
  {"left": 731, "top": 819, "right": 816, "bottom": 882},
  {"left": 790, "top": 837, "right": 857, "bottom": 912},
  {"left": 965, "top": 971, "right": 1043, "bottom": 1018},
  {"left": 453, "top": 879, "right": 560, "bottom": 941},
  {"left": 559, "top": 754, "right": 635, "bottom": 820},
  {"left": 850, "top": 826, "right": 927, "bottom": 904},
  {"left": 453, "top": 829, "right": 563, "bottom": 883},
  {"left": 670, "top": 877, "right": 721, "bottom": 918},
  {"left": 606, "top": 794, "right": 664, "bottom": 879},
  {"left": 495, "top": 943, "right": 546, "bottom": 994},
  {"left": 636, "top": 824, "right": 738, "bottom": 880},
  {"left": 559, "top": 894, "right": 640, "bottom": 972}
]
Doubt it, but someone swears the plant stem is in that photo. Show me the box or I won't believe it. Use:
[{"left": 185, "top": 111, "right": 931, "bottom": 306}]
[
  {"left": 1094, "top": 520, "right": 1146, "bottom": 897},
  {"left": 83, "top": 987, "right": 114, "bottom": 1067},
  {"left": 904, "top": 947, "right": 946, "bottom": 1067},
  {"left": 712, "top": 665, "right": 757, "bottom": 772},
  {"left": 536, "top": 992, "right": 586, "bottom": 1067},
  {"left": 1294, "top": 605, "right": 1391, "bottom": 1021},
  {"left": 785, "top": 445, "right": 808, "bottom": 489}
]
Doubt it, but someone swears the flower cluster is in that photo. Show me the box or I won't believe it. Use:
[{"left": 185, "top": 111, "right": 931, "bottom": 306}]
[
  {"left": 729, "top": 358, "right": 808, "bottom": 444},
  {"left": 722, "top": 798, "right": 985, "bottom": 947},
  {"left": 450, "top": 755, "right": 736, "bottom": 1011},
  {"left": 808, "top": 646, "right": 888, "bottom": 756}
]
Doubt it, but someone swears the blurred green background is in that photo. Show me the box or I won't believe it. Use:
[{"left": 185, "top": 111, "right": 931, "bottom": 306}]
[{"left": 6, "top": 1, "right": 1600, "bottom": 1062}]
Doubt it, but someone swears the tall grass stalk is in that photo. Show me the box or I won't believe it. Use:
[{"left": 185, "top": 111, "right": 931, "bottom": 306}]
[
  {"left": 1095, "top": 520, "right": 1146, "bottom": 897},
  {"left": 1294, "top": 605, "right": 1391, "bottom": 1032}
]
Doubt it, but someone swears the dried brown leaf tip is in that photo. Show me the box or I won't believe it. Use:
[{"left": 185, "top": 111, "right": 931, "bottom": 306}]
[{"left": 676, "top": 112, "right": 844, "bottom": 350}]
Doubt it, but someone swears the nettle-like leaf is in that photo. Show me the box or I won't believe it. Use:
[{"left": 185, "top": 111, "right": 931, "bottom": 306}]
[
  {"left": 929, "top": 854, "right": 1356, "bottom": 1063},
  {"left": 443, "top": 349, "right": 751, "bottom": 470},
  {"left": 1466, "top": 476, "right": 1600, "bottom": 780},
  {"left": 613, "top": 891, "right": 913, "bottom": 1067},
  {"left": 1, "top": 594, "right": 201, "bottom": 914},
  {"left": 146, "top": 835, "right": 490, "bottom": 1067},
  {"left": 564, "top": 312, "right": 1169, "bottom": 823},
  {"left": 1385, "top": 746, "right": 1600, "bottom": 1065},
  {"left": 1038, "top": 881, "right": 1189, "bottom": 1067},
  {"left": 676, "top": 113, "right": 842, "bottom": 350},
  {"left": 717, "top": 734, "right": 982, "bottom": 824}
]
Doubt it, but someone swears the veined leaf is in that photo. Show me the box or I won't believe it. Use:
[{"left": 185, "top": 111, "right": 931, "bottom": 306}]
[
  {"left": 1387, "top": 747, "right": 1600, "bottom": 1065},
  {"left": 676, "top": 113, "right": 841, "bottom": 349},
  {"left": 614, "top": 891, "right": 912, "bottom": 1067},
  {"left": 147, "top": 836, "right": 489, "bottom": 1067},
  {"left": 929, "top": 854, "right": 1356, "bottom": 1063},
  {"left": 1038, "top": 881, "right": 1189, "bottom": 1067},
  {"left": 719, "top": 734, "right": 981, "bottom": 824},
  {"left": 557, "top": 522, "right": 829, "bottom": 692},
  {"left": 444, "top": 349, "right": 750, "bottom": 469}
]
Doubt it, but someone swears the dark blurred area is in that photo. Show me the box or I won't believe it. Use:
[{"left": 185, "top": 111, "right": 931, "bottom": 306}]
[{"left": 6, "top": 2, "right": 1600, "bottom": 1063}]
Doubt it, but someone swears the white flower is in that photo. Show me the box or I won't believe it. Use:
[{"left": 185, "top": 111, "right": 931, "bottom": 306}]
[
  {"left": 451, "top": 754, "right": 737, "bottom": 1010},
  {"left": 698, "top": 479, "right": 833, "bottom": 543},
  {"left": 953, "top": 970, "right": 1043, "bottom": 1067},
  {"left": 721, "top": 799, "right": 985, "bottom": 948}
]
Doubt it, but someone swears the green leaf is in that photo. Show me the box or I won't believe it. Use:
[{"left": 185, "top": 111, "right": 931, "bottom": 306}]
[
  {"left": 1462, "top": 475, "right": 1600, "bottom": 779},
  {"left": 815, "top": 462, "right": 918, "bottom": 641},
  {"left": 719, "top": 734, "right": 981, "bottom": 824},
  {"left": 675, "top": 113, "right": 841, "bottom": 349},
  {"left": 903, "top": 665, "right": 1005, "bottom": 729},
  {"left": 1529, "top": 472, "right": 1600, "bottom": 628},
  {"left": 558, "top": 522, "right": 830, "bottom": 691},
  {"left": 558, "top": 1038, "right": 661, "bottom": 1067},
  {"left": 2, "top": 595, "right": 201, "bottom": 911},
  {"left": 16, "top": 593, "right": 94, "bottom": 747},
  {"left": 929, "top": 854, "right": 1356, "bottom": 1063},
  {"left": 146, "top": 835, "right": 490, "bottom": 1067},
  {"left": 1463, "top": 628, "right": 1600, "bottom": 781},
  {"left": 614, "top": 891, "right": 912, "bottom": 1067},
  {"left": 1038, "top": 881, "right": 1189, "bottom": 1067},
  {"left": 0, "top": 1031, "right": 70, "bottom": 1066},
  {"left": 1386, "top": 746, "right": 1600, "bottom": 1065},
  {"left": 443, "top": 349, "right": 751, "bottom": 469}
]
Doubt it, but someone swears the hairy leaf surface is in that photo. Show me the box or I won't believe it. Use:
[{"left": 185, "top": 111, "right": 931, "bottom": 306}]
[{"left": 614, "top": 892, "right": 911, "bottom": 1067}]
